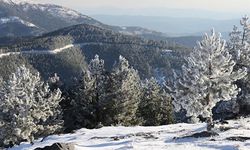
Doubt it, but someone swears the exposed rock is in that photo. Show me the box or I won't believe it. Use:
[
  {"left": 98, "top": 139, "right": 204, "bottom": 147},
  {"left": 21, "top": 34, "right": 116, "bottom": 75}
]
[
  {"left": 35, "top": 143, "right": 74, "bottom": 150},
  {"left": 219, "top": 126, "right": 233, "bottom": 132},
  {"left": 213, "top": 100, "right": 239, "bottom": 120},
  {"left": 226, "top": 136, "right": 250, "bottom": 142},
  {"left": 90, "top": 132, "right": 158, "bottom": 141},
  {"left": 175, "top": 131, "right": 219, "bottom": 139}
]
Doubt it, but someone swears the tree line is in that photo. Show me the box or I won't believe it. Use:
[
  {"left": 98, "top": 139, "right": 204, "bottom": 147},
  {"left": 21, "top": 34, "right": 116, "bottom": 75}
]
[{"left": 0, "top": 55, "right": 173, "bottom": 147}]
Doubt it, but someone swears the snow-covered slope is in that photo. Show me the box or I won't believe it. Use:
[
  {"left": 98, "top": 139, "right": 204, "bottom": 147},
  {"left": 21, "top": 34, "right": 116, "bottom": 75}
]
[
  {"left": 0, "top": 0, "right": 102, "bottom": 37},
  {"left": 9, "top": 118, "right": 250, "bottom": 150},
  {"left": 0, "top": 16, "right": 36, "bottom": 27}
]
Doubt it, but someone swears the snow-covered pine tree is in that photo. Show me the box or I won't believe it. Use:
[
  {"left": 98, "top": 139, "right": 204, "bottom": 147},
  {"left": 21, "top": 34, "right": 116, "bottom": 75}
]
[
  {"left": 173, "top": 30, "right": 247, "bottom": 130},
  {"left": 69, "top": 70, "right": 96, "bottom": 129},
  {"left": 88, "top": 55, "right": 106, "bottom": 125},
  {"left": 138, "top": 77, "right": 173, "bottom": 126},
  {"left": 159, "top": 89, "right": 174, "bottom": 125},
  {"left": 228, "top": 16, "right": 250, "bottom": 114},
  {"left": 240, "top": 15, "right": 250, "bottom": 44},
  {"left": 48, "top": 73, "right": 63, "bottom": 91},
  {"left": 108, "top": 56, "right": 142, "bottom": 126},
  {"left": 229, "top": 16, "right": 250, "bottom": 67},
  {"left": 229, "top": 25, "right": 242, "bottom": 61},
  {"left": 69, "top": 55, "right": 107, "bottom": 128},
  {"left": 0, "top": 65, "right": 63, "bottom": 147}
]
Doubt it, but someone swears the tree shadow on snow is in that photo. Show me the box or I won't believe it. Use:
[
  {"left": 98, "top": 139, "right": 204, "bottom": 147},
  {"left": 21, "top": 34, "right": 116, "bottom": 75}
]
[
  {"left": 197, "top": 144, "right": 238, "bottom": 150},
  {"left": 165, "top": 130, "right": 218, "bottom": 143},
  {"left": 78, "top": 140, "right": 132, "bottom": 148}
]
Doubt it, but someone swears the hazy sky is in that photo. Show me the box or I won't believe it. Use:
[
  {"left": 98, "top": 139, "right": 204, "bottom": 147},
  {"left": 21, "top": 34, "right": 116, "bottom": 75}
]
[{"left": 33, "top": 0, "right": 249, "bottom": 18}]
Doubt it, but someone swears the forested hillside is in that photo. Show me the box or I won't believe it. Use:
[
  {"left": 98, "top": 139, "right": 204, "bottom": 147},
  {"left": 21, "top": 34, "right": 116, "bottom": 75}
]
[{"left": 0, "top": 24, "right": 189, "bottom": 85}]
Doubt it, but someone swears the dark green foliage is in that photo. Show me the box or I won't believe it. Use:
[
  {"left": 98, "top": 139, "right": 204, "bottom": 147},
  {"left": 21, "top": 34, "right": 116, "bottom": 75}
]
[
  {"left": 0, "top": 24, "right": 189, "bottom": 80},
  {"left": 64, "top": 55, "right": 107, "bottom": 130},
  {"left": 138, "top": 78, "right": 173, "bottom": 126},
  {"left": 102, "top": 56, "right": 142, "bottom": 126},
  {"left": 0, "top": 55, "right": 34, "bottom": 80},
  {"left": 22, "top": 47, "right": 87, "bottom": 86},
  {"left": 64, "top": 55, "right": 174, "bottom": 131}
]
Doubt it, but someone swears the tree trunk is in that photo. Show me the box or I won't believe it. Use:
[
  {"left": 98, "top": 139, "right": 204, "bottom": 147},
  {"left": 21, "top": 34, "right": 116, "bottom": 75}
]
[
  {"left": 242, "top": 28, "right": 246, "bottom": 44},
  {"left": 206, "top": 116, "right": 214, "bottom": 131}
]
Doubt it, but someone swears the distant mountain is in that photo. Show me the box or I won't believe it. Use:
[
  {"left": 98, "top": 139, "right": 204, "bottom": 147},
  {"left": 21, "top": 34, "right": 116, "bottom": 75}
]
[
  {"left": 166, "top": 36, "right": 202, "bottom": 48},
  {"left": 0, "top": 0, "right": 102, "bottom": 36},
  {"left": 0, "top": 0, "right": 167, "bottom": 40},
  {"left": 0, "top": 24, "right": 189, "bottom": 85},
  {"left": 93, "top": 15, "right": 239, "bottom": 37}
]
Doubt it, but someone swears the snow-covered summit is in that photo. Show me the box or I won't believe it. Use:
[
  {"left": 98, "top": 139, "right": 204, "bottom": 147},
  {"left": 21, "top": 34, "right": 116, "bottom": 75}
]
[
  {"left": 33, "top": 4, "right": 84, "bottom": 20},
  {"left": 1, "top": 0, "right": 37, "bottom": 4},
  {"left": 9, "top": 118, "right": 250, "bottom": 150},
  {"left": 1, "top": 0, "right": 90, "bottom": 21}
]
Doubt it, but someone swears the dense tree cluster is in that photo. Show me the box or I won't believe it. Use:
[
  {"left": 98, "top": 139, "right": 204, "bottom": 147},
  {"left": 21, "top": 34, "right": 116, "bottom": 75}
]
[{"left": 65, "top": 55, "right": 173, "bottom": 130}]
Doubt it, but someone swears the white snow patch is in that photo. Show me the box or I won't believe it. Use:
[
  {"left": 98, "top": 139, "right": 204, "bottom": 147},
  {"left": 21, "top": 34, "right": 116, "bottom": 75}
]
[
  {"left": 0, "top": 16, "right": 37, "bottom": 27},
  {"left": 1, "top": 0, "right": 37, "bottom": 4},
  {"left": 9, "top": 118, "right": 250, "bottom": 150},
  {"left": 20, "top": 3, "right": 85, "bottom": 20},
  {"left": 43, "top": 6, "right": 81, "bottom": 20},
  {"left": 121, "top": 26, "right": 127, "bottom": 30},
  {"left": 0, "top": 42, "right": 105, "bottom": 58},
  {"left": 162, "top": 49, "right": 173, "bottom": 53},
  {"left": 0, "top": 44, "right": 74, "bottom": 58}
]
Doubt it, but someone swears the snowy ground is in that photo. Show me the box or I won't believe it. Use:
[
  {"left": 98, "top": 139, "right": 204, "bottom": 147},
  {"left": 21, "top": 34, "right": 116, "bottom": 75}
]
[{"left": 9, "top": 118, "right": 250, "bottom": 150}]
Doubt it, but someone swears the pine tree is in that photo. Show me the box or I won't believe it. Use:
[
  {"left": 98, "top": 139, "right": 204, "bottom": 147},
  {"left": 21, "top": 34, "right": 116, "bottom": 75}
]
[
  {"left": 173, "top": 30, "right": 247, "bottom": 130},
  {"left": 69, "top": 70, "right": 96, "bottom": 129},
  {"left": 138, "top": 78, "right": 173, "bottom": 126},
  {"left": 88, "top": 55, "right": 106, "bottom": 125},
  {"left": 159, "top": 89, "right": 174, "bottom": 125},
  {"left": 0, "top": 66, "right": 62, "bottom": 147},
  {"left": 69, "top": 55, "right": 106, "bottom": 129},
  {"left": 229, "top": 16, "right": 250, "bottom": 67},
  {"left": 107, "top": 56, "right": 142, "bottom": 126},
  {"left": 48, "top": 73, "right": 63, "bottom": 91},
  {"left": 229, "top": 25, "right": 242, "bottom": 61},
  {"left": 228, "top": 16, "right": 250, "bottom": 115},
  {"left": 240, "top": 15, "right": 250, "bottom": 44}
]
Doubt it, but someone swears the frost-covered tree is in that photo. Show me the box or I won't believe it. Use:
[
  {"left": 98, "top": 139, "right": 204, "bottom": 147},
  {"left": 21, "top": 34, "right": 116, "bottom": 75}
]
[
  {"left": 88, "top": 55, "right": 106, "bottom": 124},
  {"left": 69, "top": 55, "right": 107, "bottom": 129},
  {"left": 228, "top": 16, "right": 250, "bottom": 114},
  {"left": 48, "top": 73, "right": 63, "bottom": 91},
  {"left": 0, "top": 66, "right": 63, "bottom": 147},
  {"left": 173, "top": 30, "right": 247, "bottom": 130},
  {"left": 229, "top": 25, "right": 242, "bottom": 60},
  {"left": 229, "top": 16, "right": 250, "bottom": 66},
  {"left": 69, "top": 70, "right": 96, "bottom": 129},
  {"left": 138, "top": 77, "right": 173, "bottom": 126},
  {"left": 106, "top": 56, "right": 142, "bottom": 126},
  {"left": 240, "top": 15, "right": 250, "bottom": 44}
]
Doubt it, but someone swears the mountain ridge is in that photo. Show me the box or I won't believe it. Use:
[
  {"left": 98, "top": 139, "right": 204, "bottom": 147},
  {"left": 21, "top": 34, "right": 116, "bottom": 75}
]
[{"left": 0, "top": 0, "right": 168, "bottom": 41}]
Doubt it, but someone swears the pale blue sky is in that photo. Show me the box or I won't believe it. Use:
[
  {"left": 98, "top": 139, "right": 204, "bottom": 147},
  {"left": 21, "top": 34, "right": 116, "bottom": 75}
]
[{"left": 33, "top": 0, "right": 250, "bottom": 19}]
